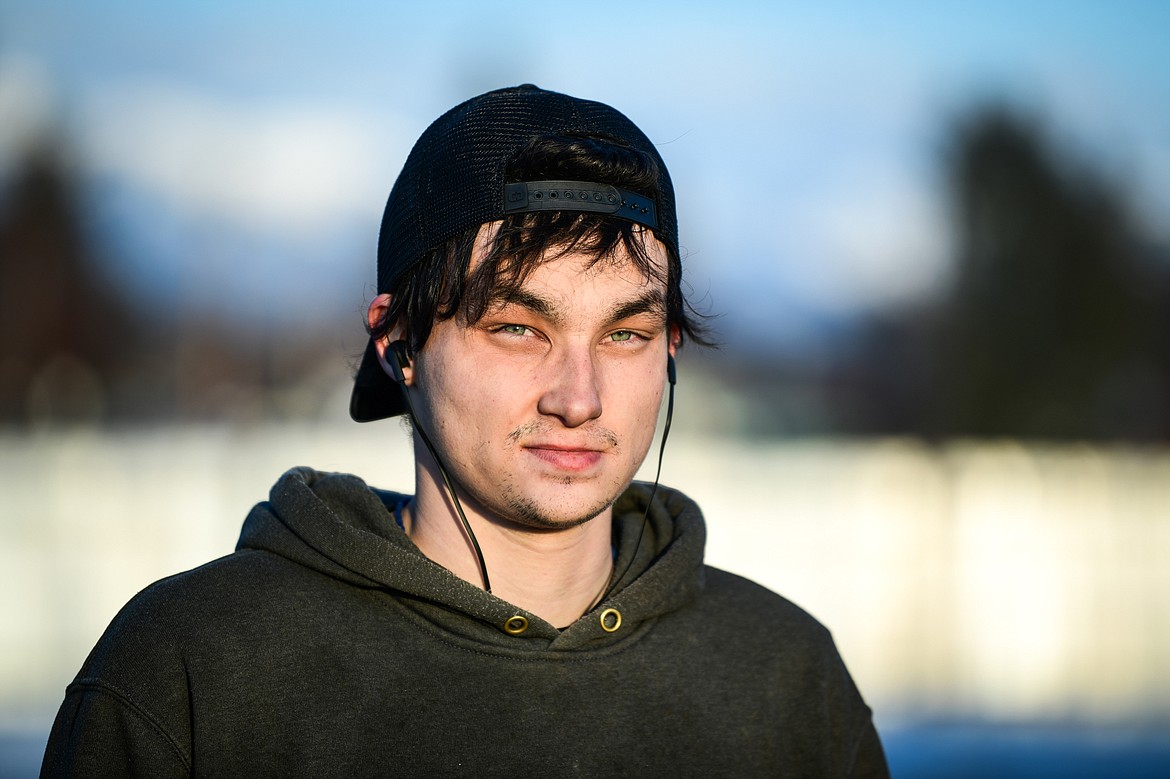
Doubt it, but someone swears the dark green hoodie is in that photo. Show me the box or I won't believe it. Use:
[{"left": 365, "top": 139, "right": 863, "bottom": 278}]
[{"left": 43, "top": 467, "right": 887, "bottom": 777}]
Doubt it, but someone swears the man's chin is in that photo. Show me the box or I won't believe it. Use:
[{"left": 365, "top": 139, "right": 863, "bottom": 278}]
[{"left": 495, "top": 483, "right": 619, "bottom": 532}]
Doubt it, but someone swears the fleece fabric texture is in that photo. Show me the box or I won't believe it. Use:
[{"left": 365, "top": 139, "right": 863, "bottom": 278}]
[{"left": 43, "top": 467, "right": 888, "bottom": 777}]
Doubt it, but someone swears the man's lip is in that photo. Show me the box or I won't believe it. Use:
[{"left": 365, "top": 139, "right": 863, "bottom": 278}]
[
  {"left": 523, "top": 444, "right": 605, "bottom": 472},
  {"left": 525, "top": 443, "right": 605, "bottom": 453}
]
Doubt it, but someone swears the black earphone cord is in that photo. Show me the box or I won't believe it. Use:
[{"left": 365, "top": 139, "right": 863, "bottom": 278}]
[
  {"left": 392, "top": 340, "right": 675, "bottom": 603},
  {"left": 389, "top": 341, "right": 492, "bottom": 592},
  {"left": 590, "top": 354, "right": 675, "bottom": 610}
]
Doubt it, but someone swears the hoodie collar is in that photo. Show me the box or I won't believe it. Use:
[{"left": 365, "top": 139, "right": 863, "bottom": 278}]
[{"left": 238, "top": 467, "right": 707, "bottom": 653}]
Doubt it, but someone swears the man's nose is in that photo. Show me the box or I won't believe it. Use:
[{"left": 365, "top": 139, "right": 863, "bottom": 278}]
[{"left": 536, "top": 347, "right": 603, "bottom": 427}]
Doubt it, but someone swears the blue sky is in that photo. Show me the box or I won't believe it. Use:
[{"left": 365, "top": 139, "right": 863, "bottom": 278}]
[{"left": 3, "top": 1, "right": 1169, "bottom": 352}]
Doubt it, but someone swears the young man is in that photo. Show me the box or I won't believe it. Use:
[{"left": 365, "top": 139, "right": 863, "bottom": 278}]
[{"left": 44, "top": 85, "right": 888, "bottom": 776}]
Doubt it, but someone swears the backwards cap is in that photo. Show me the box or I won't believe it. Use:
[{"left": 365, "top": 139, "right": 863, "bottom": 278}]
[{"left": 350, "top": 84, "right": 678, "bottom": 422}]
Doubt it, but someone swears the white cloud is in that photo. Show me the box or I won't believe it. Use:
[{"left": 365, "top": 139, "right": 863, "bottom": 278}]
[
  {"left": 757, "top": 167, "right": 953, "bottom": 316},
  {"left": 806, "top": 177, "right": 953, "bottom": 311},
  {"left": 77, "top": 79, "right": 405, "bottom": 232}
]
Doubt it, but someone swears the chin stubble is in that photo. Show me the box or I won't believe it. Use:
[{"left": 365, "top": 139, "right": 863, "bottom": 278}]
[{"left": 497, "top": 479, "right": 616, "bottom": 530}]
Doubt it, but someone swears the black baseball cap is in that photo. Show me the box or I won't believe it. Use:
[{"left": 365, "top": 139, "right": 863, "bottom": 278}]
[{"left": 350, "top": 84, "right": 678, "bottom": 422}]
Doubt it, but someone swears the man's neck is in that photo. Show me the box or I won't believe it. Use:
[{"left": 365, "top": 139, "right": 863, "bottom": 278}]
[{"left": 404, "top": 473, "right": 615, "bottom": 629}]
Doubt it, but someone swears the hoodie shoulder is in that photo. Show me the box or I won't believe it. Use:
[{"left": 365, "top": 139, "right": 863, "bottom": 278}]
[
  {"left": 76, "top": 549, "right": 291, "bottom": 670},
  {"left": 684, "top": 566, "right": 882, "bottom": 774},
  {"left": 701, "top": 565, "right": 835, "bottom": 645},
  {"left": 51, "top": 551, "right": 268, "bottom": 773},
  {"left": 689, "top": 565, "right": 858, "bottom": 701}
]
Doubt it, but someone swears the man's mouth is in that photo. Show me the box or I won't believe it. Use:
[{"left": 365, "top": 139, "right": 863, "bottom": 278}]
[{"left": 524, "top": 445, "right": 605, "bottom": 472}]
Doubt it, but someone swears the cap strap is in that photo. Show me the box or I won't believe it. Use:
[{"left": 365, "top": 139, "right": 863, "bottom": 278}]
[{"left": 503, "top": 180, "right": 657, "bottom": 229}]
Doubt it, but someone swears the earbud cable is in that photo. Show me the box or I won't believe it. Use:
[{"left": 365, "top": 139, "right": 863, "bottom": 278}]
[
  {"left": 591, "top": 356, "right": 675, "bottom": 610},
  {"left": 398, "top": 382, "right": 493, "bottom": 594}
]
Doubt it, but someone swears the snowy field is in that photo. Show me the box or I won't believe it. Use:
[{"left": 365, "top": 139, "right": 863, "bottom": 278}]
[{"left": 3, "top": 426, "right": 1169, "bottom": 774}]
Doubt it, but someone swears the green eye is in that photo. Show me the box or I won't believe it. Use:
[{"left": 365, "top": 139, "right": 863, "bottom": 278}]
[
  {"left": 610, "top": 331, "right": 634, "bottom": 342},
  {"left": 501, "top": 324, "right": 529, "bottom": 336}
]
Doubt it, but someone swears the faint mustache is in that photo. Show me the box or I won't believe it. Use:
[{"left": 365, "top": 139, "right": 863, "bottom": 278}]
[{"left": 506, "top": 420, "right": 619, "bottom": 449}]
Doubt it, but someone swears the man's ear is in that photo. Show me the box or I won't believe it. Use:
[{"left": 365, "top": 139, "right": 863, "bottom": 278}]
[{"left": 368, "top": 293, "right": 414, "bottom": 386}]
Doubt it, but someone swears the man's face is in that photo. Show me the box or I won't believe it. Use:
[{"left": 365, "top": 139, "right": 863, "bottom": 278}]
[{"left": 407, "top": 228, "right": 675, "bottom": 531}]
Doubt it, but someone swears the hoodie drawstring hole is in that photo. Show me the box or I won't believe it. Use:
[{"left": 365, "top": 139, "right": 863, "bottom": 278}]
[
  {"left": 504, "top": 616, "right": 529, "bottom": 635},
  {"left": 599, "top": 608, "right": 622, "bottom": 633}
]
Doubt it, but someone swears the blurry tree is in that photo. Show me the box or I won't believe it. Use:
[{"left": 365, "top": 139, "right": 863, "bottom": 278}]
[
  {"left": 824, "top": 104, "right": 1170, "bottom": 441},
  {"left": 0, "top": 137, "right": 144, "bottom": 425},
  {"left": 924, "top": 106, "right": 1170, "bottom": 440},
  {"left": 0, "top": 135, "right": 346, "bottom": 426}
]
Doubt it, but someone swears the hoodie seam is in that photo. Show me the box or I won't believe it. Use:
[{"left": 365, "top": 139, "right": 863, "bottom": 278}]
[{"left": 65, "top": 679, "right": 192, "bottom": 771}]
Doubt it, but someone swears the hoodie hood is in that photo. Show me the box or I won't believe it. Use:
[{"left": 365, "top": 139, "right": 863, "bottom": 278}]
[{"left": 236, "top": 467, "right": 707, "bottom": 652}]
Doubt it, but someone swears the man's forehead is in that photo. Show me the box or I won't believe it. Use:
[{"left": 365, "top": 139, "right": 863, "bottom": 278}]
[
  {"left": 486, "top": 259, "right": 668, "bottom": 331},
  {"left": 491, "top": 260, "right": 667, "bottom": 309}
]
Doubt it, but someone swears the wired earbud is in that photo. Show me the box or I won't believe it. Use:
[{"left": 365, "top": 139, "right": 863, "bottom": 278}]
[
  {"left": 387, "top": 340, "right": 411, "bottom": 384},
  {"left": 385, "top": 339, "right": 492, "bottom": 593}
]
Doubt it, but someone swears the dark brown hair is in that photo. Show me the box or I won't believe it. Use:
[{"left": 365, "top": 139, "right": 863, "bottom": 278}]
[{"left": 369, "top": 134, "right": 712, "bottom": 354}]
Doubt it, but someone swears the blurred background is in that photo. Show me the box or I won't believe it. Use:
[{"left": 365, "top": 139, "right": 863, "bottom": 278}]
[{"left": 2, "top": 1, "right": 1169, "bottom": 775}]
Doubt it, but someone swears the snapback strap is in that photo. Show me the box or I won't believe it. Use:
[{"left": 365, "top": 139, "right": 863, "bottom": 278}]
[{"left": 503, "top": 180, "right": 658, "bottom": 229}]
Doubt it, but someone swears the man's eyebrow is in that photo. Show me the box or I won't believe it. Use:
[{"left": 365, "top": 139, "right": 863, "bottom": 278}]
[
  {"left": 490, "top": 288, "right": 666, "bottom": 329},
  {"left": 493, "top": 289, "right": 563, "bottom": 326},
  {"left": 607, "top": 290, "right": 667, "bottom": 327}
]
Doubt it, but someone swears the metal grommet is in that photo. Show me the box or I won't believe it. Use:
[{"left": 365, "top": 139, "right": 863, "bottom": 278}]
[
  {"left": 599, "top": 608, "right": 622, "bottom": 633},
  {"left": 533, "top": 191, "right": 544, "bottom": 200},
  {"left": 504, "top": 615, "right": 529, "bottom": 635}
]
